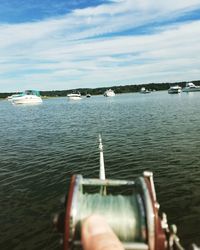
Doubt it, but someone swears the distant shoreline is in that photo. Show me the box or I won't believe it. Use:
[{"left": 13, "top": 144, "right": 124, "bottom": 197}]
[{"left": 1, "top": 80, "right": 200, "bottom": 99}]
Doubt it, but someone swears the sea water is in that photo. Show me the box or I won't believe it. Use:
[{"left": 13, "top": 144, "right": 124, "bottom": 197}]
[{"left": 0, "top": 91, "right": 200, "bottom": 249}]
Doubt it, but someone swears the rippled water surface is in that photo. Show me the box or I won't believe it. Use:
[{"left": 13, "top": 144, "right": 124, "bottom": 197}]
[{"left": 0, "top": 92, "right": 200, "bottom": 249}]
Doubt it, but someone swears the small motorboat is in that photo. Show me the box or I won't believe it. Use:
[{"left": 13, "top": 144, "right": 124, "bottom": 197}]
[
  {"left": 140, "top": 87, "right": 151, "bottom": 94},
  {"left": 67, "top": 92, "right": 81, "bottom": 100},
  {"left": 168, "top": 86, "right": 181, "bottom": 94},
  {"left": 104, "top": 89, "right": 115, "bottom": 97},
  {"left": 86, "top": 94, "right": 91, "bottom": 98},
  {"left": 11, "top": 90, "right": 43, "bottom": 104},
  {"left": 182, "top": 82, "right": 200, "bottom": 92}
]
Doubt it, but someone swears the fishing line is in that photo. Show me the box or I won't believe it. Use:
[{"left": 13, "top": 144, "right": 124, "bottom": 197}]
[{"left": 74, "top": 192, "right": 146, "bottom": 242}]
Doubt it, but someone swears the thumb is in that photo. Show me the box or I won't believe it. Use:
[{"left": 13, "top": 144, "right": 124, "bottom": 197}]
[{"left": 81, "top": 215, "right": 124, "bottom": 250}]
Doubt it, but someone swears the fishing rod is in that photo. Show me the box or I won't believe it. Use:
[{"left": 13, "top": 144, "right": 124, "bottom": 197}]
[{"left": 54, "top": 135, "right": 199, "bottom": 250}]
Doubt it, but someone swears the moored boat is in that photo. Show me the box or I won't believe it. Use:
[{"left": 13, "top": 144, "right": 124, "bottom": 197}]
[
  {"left": 182, "top": 82, "right": 200, "bottom": 92},
  {"left": 168, "top": 85, "right": 181, "bottom": 94},
  {"left": 11, "top": 90, "right": 43, "bottom": 104},
  {"left": 67, "top": 92, "right": 81, "bottom": 100},
  {"left": 104, "top": 89, "right": 115, "bottom": 97},
  {"left": 140, "top": 87, "right": 151, "bottom": 94}
]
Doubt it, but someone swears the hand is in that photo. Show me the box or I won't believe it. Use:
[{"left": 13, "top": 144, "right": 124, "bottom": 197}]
[{"left": 82, "top": 215, "right": 124, "bottom": 250}]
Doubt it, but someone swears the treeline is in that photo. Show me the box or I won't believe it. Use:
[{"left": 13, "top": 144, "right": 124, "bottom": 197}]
[
  {"left": 1, "top": 80, "right": 200, "bottom": 98},
  {"left": 38, "top": 80, "right": 200, "bottom": 96}
]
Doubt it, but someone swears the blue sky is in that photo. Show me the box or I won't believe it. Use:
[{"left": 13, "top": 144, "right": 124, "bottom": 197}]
[{"left": 0, "top": 0, "right": 200, "bottom": 92}]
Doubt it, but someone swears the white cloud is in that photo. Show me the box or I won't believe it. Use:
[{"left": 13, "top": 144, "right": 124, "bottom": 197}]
[{"left": 0, "top": 0, "right": 200, "bottom": 91}]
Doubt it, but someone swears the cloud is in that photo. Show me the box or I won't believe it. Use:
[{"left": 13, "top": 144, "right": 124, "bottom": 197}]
[{"left": 0, "top": 0, "right": 200, "bottom": 91}]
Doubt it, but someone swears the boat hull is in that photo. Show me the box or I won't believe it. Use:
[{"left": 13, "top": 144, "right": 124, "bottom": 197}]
[
  {"left": 168, "top": 89, "right": 181, "bottom": 94},
  {"left": 140, "top": 91, "right": 151, "bottom": 94},
  {"left": 68, "top": 96, "right": 81, "bottom": 100},
  {"left": 182, "top": 88, "right": 200, "bottom": 92},
  {"left": 11, "top": 95, "right": 43, "bottom": 104},
  {"left": 104, "top": 93, "right": 115, "bottom": 97}
]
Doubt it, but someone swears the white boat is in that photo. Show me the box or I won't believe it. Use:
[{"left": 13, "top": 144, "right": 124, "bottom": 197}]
[
  {"left": 67, "top": 92, "right": 81, "bottom": 100},
  {"left": 104, "top": 89, "right": 115, "bottom": 97},
  {"left": 140, "top": 87, "right": 151, "bottom": 94},
  {"left": 182, "top": 82, "right": 200, "bottom": 92},
  {"left": 11, "top": 90, "right": 43, "bottom": 104},
  {"left": 168, "top": 86, "right": 181, "bottom": 94},
  {"left": 7, "top": 94, "right": 22, "bottom": 101}
]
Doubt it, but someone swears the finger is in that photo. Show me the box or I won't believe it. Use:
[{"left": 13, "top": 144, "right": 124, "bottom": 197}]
[{"left": 82, "top": 215, "right": 124, "bottom": 250}]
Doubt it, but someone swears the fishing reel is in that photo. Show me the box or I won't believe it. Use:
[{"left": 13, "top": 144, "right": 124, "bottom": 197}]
[
  {"left": 54, "top": 136, "right": 199, "bottom": 250},
  {"left": 55, "top": 171, "right": 199, "bottom": 250},
  {"left": 63, "top": 171, "right": 165, "bottom": 250}
]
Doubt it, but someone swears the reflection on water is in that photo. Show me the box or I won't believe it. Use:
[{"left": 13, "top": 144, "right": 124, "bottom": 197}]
[{"left": 0, "top": 92, "right": 200, "bottom": 249}]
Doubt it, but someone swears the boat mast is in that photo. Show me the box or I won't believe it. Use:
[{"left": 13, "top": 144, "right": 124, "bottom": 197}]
[{"left": 99, "top": 134, "right": 105, "bottom": 180}]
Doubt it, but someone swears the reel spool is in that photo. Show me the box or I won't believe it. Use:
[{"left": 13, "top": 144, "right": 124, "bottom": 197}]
[{"left": 63, "top": 172, "right": 166, "bottom": 250}]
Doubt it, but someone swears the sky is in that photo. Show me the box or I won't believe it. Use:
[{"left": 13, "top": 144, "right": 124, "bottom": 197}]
[{"left": 0, "top": 0, "right": 200, "bottom": 92}]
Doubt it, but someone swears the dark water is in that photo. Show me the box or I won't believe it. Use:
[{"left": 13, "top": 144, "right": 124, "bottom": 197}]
[{"left": 0, "top": 92, "right": 200, "bottom": 249}]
